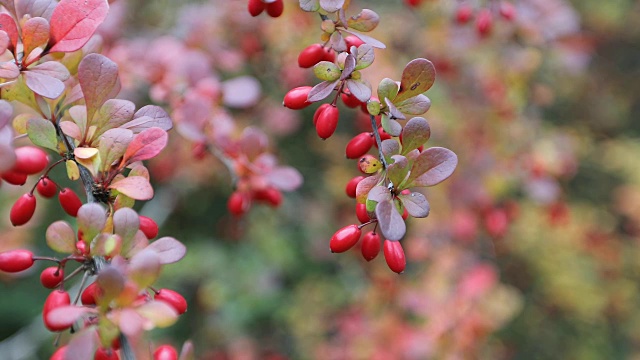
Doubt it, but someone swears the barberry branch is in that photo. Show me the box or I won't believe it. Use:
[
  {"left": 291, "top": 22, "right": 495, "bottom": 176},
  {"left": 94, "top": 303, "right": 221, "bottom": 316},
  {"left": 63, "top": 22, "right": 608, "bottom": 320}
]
[{"left": 370, "top": 114, "right": 388, "bottom": 169}]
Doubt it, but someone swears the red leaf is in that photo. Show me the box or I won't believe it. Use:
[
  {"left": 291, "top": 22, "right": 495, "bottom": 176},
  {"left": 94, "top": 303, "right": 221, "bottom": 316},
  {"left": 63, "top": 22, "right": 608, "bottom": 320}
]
[
  {"left": 0, "top": 13, "right": 19, "bottom": 52},
  {"left": 109, "top": 176, "right": 154, "bottom": 200},
  {"left": 48, "top": 0, "right": 109, "bottom": 53},
  {"left": 122, "top": 127, "right": 168, "bottom": 165}
]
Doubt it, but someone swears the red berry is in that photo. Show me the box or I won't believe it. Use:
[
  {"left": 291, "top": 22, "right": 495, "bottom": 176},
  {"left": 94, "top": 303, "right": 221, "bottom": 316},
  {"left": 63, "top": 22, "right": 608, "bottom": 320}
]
[
  {"left": 139, "top": 215, "right": 159, "bottom": 239},
  {"left": 455, "top": 4, "right": 474, "bottom": 24},
  {"left": 247, "top": 0, "right": 265, "bottom": 16},
  {"left": 372, "top": 127, "right": 391, "bottom": 148},
  {"left": 253, "top": 187, "right": 283, "bottom": 207},
  {"left": 58, "top": 188, "right": 82, "bottom": 217},
  {"left": 51, "top": 346, "right": 68, "bottom": 360},
  {"left": 361, "top": 231, "right": 381, "bottom": 261},
  {"left": 355, "top": 203, "right": 371, "bottom": 223},
  {"left": 322, "top": 47, "right": 336, "bottom": 62},
  {"left": 383, "top": 240, "right": 406, "bottom": 274},
  {"left": 76, "top": 240, "right": 89, "bottom": 256},
  {"left": 37, "top": 177, "right": 58, "bottom": 198},
  {"left": 10, "top": 193, "right": 36, "bottom": 226},
  {"left": 345, "top": 176, "right": 364, "bottom": 198},
  {"left": 344, "top": 35, "right": 365, "bottom": 51},
  {"left": 346, "top": 132, "right": 374, "bottom": 159},
  {"left": 0, "top": 249, "right": 34, "bottom": 272},
  {"left": 402, "top": 207, "right": 409, "bottom": 220},
  {"left": 192, "top": 142, "right": 208, "bottom": 160},
  {"left": 315, "top": 104, "right": 339, "bottom": 139},
  {"left": 330, "top": 224, "right": 362, "bottom": 253},
  {"left": 43, "top": 290, "right": 71, "bottom": 331},
  {"left": 476, "top": 9, "right": 493, "bottom": 37},
  {"left": 155, "top": 288, "right": 188, "bottom": 315},
  {"left": 1, "top": 170, "right": 28, "bottom": 185},
  {"left": 40, "top": 267, "right": 64, "bottom": 289},
  {"left": 154, "top": 345, "right": 178, "bottom": 360},
  {"left": 341, "top": 89, "right": 362, "bottom": 108},
  {"left": 265, "top": 0, "right": 284, "bottom": 17},
  {"left": 298, "top": 44, "right": 327, "bottom": 68},
  {"left": 313, "top": 103, "right": 331, "bottom": 126},
  {"left": 228, "top": 191, "right": 251, "bottom": 217},
  {"left": 14, "top": 146, "right": 49, "bottom": 175},
  {"left": 81, "top": 282, "right": 101, "bottom": 305},
  {"left": 499, "top": 1, "right": 516, "bottom": 21},
  {"left": 283, "top": 86, "right": 312, "bottom": 110},
  {"left": 404, "top": 0, "right": 422, "bottom": 7},
  {"left": 95, "top": 348, "right": 120, "bottom": 360}
]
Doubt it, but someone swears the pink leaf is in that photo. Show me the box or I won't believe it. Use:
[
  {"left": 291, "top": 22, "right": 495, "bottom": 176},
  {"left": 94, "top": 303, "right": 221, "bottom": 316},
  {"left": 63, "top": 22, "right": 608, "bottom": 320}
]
[
  {"left": 0, "top": 30, "right": 9, "bottom": 55},
  {"left": 27, "top": 61, "right": 70, "bottom": 80},
  {"left": 375, "top": 199, "right": 406, "bottom": 241},
  {"left": 48, "top": 0, "right": 108, "bottom": 53},
  {"left": 0, "top": 61, "right": 19, "bottom": 79},
  {"left": 147, "top": 237, "right": 187, "bottom": 264},
  {"left": 122, "top": 127, "right": 168, "bottom": 165},
  {"left": 46, "top": 305, "right": 94, "bottom": 329},
  {"left": 109, "top": 176, "right": 154, "bottom": 200},
  {"left": 265, "top": 167, "right": 303, "bottom": 192},
  {"left": 78, "top": 53, "right": 120, "bottom": 123},
  {"left": 121, "top": 105, "right": 172, "bottom": 133},
  {"left": 17, "top": 0, "right": 56, "bottom": 21},
  {"left": 117, "top": 308, "right": 145, "bottom": 337},
  {"left": 23, "top": 70, "right": 64, "bottom": 99},
  {"left": 64, "top": 327, "right": 99, "bottom": 360}
]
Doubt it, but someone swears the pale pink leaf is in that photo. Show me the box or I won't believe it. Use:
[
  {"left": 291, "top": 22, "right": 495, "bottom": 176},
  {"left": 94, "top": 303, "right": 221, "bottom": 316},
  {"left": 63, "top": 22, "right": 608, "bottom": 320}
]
[
  {"left": 147, "top": 237, "right": 186, "bottom": 264},
  {"left": 109, "top": 176, "right": 154, "bottom": 200}
]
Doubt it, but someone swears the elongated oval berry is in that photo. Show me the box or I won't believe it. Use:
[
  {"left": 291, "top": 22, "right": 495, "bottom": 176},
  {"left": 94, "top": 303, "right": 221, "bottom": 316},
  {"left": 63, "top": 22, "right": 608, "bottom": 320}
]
[
  {"left": 346, "top": 132, "right": 374, "bottom": 159},
  {"left": 40, "top": 267, "right": 64, "bottom": 289},
  {"left": 265, "top": 0, "right": 284, "bottom": 17},
  {"left": 155, "top": 288, "right": 188, "bottom": 315},
  {"left": 154, "top": 345, "right": 178, "bottom": 360},
  {"left": 253, "top": 187, "right": 283, "bottom": 207},
  {"left": 283, "top": 86, "right": 312, "bottom": 110},
  {"left": 247, "top": 0, "right": 265, "bottom": 16},
  {"left": 313, "top": 103, "right": 331, "bottom": 126},
  {"left": 476, "top": 9, "right": 493, "bottom": 37},
  {"left": 344, "top": 35, "right": 365, "bottom": 51},
  {"left": 14, "top": 146, "right": 49, "bottom": 175},
  {"left": 499, "top": 1, "right": 516, "bottom": 21},
  {"left": 1, "top": 170, "right": 28, "bottom": 185},
  {"left": 37, "top": 177, "right": 58, "bottom": 198},
  {"left": 355, "top": 203, "right": 371, "bottom": 223},
  {"left": 43, "top": 290, "right": 71, "bottom": 331},
  {"left": 95, "top": 347, "right": 120, "bottom": 360},
  {"left": 58, "top": 188, "right": 82, "bottom": 217},
  {"left": 345, "top": 176, "right": 364, "bottom": 198},
  {"left": 341, "top": 89, "right": 362, "bottom": 108},
  {"left": 51, "top": 346, "right": 68, "bottom": 360},
  {"left": 228, "top": 191, "right": 251, "bottom": 217},
  {"left": 81, "top": 282, "right": 101, "bottom": 305},
  {"left": 298, "top": 44, "right": 327, "bottom": 68},
  {"left": 139, "top": 215, "right": 159, "bottom": 239},
  {"left": 383, "top": 240, "right": 406, "bottom": 274},
  {"left": 10, "top": 193, "right": 36, "bottom": 226},
  {"left": 330, "top": 224, "right": 362, "bottom": 253},
  {"left": 0, "top": 249, "right": 34, "bottom": 272},
  {"left": 316, "top": 105, "right": 339, "bottom": 139},
  {"left": 455, "top": 4, "right": 474, "bottom": 24},
  {"left": 361, "top": 231, "right": 381, "bottom": 261}
]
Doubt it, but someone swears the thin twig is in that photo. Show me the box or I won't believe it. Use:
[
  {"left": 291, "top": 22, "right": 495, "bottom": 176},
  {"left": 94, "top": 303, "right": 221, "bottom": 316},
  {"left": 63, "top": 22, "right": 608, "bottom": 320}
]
[{"left": 370, "top": 114, "right": 388, "bottom": 169}]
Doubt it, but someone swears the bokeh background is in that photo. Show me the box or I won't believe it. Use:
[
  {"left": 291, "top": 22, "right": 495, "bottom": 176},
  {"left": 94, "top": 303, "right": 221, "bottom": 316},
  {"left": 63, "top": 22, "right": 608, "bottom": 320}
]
[{"left": 1, "top": 0, "right": 640, "bottom": 359}]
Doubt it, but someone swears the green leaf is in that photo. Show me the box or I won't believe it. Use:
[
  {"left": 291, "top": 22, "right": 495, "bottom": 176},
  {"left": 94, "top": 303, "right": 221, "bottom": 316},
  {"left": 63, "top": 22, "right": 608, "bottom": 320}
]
[
  {"left": 394, "top": 58, "right": 436, "bottom": 103},
  {"left": 91, "top": 233, "right": 122, "bottom": 257},
  {"left": 377, "top": 78, "right": 398, "bottom": 103},
  {"left": 387, "top": 155, "right": 410, "bottom": 187},
  {"left": 298, "top": 0, "right": 319, "bottom": 12},
  {"left": 347, "top": 9, "right": 379, "bottom": 32},
  {"left": 375, "top": 199, "right": 406, "bottom": 241},
  {"left": 46, "top": 221, "right": 77, "bottom": 253},
  {"left": 313, "top": 61, "right": 341, "bottom": 81},
  {"left": 400, "top": 117, "right": 431, "bottom": 155},
  {"left": 405, "top": 147, "right": 458, "bottom": 187},
  {"left": 381, "top": 114, "right": 402, "bottom": 137},
  {"left": 136, "top": 301, "right": 178, "bottom": 328},
  {"left": 354, "top": 44, "right": 374, "bottom": 70},
  {"left": 395, "top": 94, "right": 431, "bottom": 115},
  {"left": 1, "top": 76, "right": 38, "bottom": 110},
  {"left": 77, "top": 203, "right": 107, "bottom": 244},
  {"left": 397, "top": 191, "right": 430, "bottom": 218},
  {"left": 26, "top": 118, "right": 57, "bottom": 151}
]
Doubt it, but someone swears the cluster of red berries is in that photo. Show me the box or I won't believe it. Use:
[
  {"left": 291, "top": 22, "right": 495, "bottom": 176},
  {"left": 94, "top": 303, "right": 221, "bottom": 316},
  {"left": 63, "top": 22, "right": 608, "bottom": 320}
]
[
  {"left": 248, "top": 0, "right": 284, "bottom": 18},
  {"left": 227, "top": 187, "right": 283, "bottom": 217},
  {"left": 455, "top": 1, "right": 517, "bottom": 37},
  {"left": 51, "top": 342, "right": 180, "bottom": 360}
]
